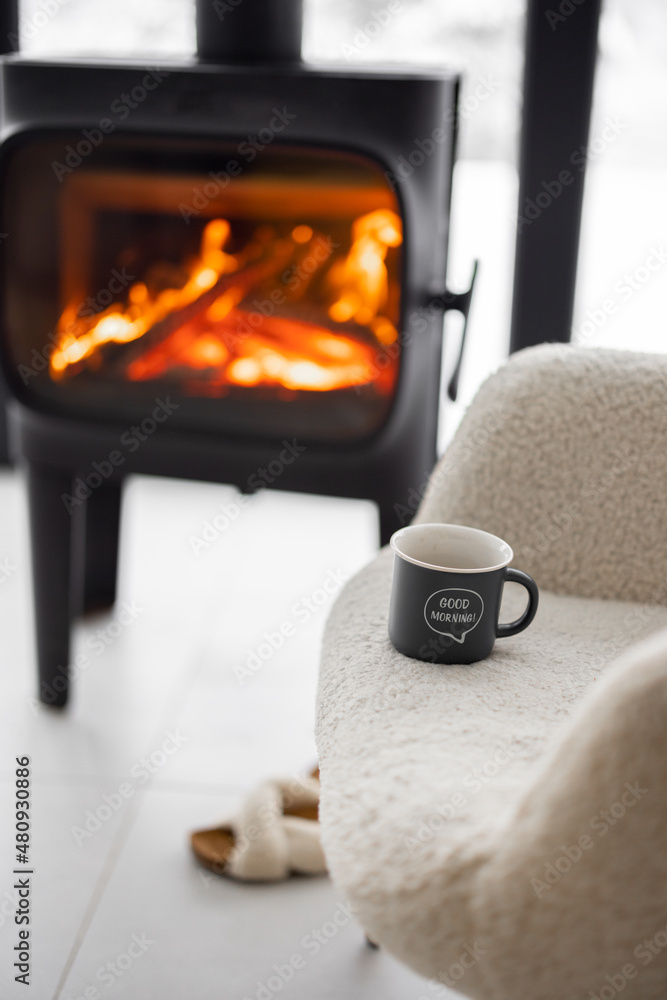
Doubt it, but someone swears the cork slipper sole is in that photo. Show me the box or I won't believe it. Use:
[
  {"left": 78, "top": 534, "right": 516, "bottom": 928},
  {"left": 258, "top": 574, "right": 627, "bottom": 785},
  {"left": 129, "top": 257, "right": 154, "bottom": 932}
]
[
  {"left": 191, "top": 801, "right": 319, "bottom": 876},
  {"left": 190, "top": 770, "right": 324, "bottom": 882}
]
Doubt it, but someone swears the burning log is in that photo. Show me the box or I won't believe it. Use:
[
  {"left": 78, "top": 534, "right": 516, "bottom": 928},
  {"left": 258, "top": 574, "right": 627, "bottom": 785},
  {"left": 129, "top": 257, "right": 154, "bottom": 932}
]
[{"left": 115, "top": 238, "right": 296, "bottom": 366}]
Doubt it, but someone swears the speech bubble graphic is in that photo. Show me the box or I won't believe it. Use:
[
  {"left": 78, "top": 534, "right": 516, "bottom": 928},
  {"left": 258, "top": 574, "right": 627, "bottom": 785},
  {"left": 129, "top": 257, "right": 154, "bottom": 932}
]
[{"left": 424, "top": 588, "right": 484, "bottom": 643}]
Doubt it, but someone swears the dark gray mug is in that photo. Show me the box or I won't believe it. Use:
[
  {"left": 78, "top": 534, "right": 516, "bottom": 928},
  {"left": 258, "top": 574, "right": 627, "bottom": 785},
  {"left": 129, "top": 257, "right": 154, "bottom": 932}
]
[{"left": 389, "top": 523, "right": 538, "bottom": 664}]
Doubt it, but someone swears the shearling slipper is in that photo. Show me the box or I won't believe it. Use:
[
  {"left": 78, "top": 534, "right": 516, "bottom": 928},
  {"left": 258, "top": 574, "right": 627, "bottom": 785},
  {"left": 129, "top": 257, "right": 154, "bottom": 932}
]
[{"left": 190, "top": 774, "right": 326, "bottom": 881}]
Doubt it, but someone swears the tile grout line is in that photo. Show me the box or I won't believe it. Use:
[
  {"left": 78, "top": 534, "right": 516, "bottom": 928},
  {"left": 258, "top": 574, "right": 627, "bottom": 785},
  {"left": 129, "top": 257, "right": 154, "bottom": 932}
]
[
  {"left": 49, "top": 795, "right": 143, "bottom": 1000},
  {"left": 49, "top": 631, "right": 213, "bottom": 1000}
]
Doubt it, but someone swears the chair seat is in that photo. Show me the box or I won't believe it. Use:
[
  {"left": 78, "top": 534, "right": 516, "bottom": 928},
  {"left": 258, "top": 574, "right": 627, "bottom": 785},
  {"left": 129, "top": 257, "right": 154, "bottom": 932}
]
[{"left": 316, "top": 545, "right": 667, "bottom": 982}]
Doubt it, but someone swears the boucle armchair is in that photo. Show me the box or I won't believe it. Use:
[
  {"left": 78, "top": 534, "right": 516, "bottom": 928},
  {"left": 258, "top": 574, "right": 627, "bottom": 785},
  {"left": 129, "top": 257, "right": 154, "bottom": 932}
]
[{"left": 316, "top": 345, "right": 667, "bottom": 1000}]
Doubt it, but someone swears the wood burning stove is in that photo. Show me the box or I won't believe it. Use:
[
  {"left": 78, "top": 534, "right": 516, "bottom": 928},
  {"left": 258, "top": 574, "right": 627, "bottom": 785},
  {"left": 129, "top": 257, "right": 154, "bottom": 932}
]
[{"left": 0, "top": 0, "right": 465, "bottom": 706}]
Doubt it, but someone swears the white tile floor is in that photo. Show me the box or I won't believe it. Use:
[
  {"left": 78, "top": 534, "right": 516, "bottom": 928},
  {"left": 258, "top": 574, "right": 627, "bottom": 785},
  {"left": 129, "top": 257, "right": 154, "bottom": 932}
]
[{"left": 1, "top": 471, "right": 460, "bottom": 1000}]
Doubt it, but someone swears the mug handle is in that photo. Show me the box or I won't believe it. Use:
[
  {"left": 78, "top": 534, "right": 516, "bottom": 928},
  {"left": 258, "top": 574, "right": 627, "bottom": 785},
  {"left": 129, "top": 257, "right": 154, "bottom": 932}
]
[{"left": 496, "top": 568, "right": 539, "bottom": 638}]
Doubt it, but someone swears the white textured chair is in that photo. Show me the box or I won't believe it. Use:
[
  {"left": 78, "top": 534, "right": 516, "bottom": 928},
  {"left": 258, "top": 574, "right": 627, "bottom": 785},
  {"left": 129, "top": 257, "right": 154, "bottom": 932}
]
[{"left": 316, "top": 345, "right": 667, "bottom": 1000}]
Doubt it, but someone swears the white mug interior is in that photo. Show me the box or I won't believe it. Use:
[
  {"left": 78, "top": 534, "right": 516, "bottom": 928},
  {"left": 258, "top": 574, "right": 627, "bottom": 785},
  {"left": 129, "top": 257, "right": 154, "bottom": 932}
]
[{"left": 390, "top": 523, "right": 513, "bottom": 573}]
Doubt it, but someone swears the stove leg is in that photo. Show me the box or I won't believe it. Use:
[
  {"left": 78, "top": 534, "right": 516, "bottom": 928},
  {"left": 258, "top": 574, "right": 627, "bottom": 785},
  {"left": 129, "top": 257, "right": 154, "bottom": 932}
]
[
  {"left": 73, "top": 481, "right": 122, "bottom": 615},
  {"left": 26, "top": 463, "right": 74, "bottom": 708}
]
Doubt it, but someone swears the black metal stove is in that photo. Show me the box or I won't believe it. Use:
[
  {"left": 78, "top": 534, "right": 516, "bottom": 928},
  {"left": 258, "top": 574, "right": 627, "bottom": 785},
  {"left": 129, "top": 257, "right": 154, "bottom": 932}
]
[{"left": 0, "top": 0, "right": 464, "bottom": 706}]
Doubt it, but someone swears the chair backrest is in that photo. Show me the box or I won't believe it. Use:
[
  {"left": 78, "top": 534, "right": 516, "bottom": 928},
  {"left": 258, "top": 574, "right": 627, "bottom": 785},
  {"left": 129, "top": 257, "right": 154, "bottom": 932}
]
[{"left": 416, "top": 345, "right": 667, "bottom": 603}]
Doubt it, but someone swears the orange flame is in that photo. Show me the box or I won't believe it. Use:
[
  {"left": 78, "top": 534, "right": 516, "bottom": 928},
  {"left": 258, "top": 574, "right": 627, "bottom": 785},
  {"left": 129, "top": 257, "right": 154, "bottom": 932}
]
[
  {"left": 328, "top": 208, "right": 401, "bottom": 338},
  {"left": 50, "top": 208, "right": 402, "bottom": 394}
]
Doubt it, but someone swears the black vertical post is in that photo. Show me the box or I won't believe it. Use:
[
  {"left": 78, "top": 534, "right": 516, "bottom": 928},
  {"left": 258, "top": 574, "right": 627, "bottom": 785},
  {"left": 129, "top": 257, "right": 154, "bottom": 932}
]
[
  {"left": 0, "top": 0, "right": 18, "bottom": 54},
  {"left": 0, "top": 0, "right": 18, "bottom": 463},
  {"left": 26, "top": 464, "right": 73, "bottom": 707},
  {"left": 196, "top": 0, "right": 303, "bottom": 63},
  {"left": 71, "top": 481, "right": 123, "bottom": 616},
  {"left": 510, "top": 0, "right": 602, "bottom": 352},
  {"left": 0, "top": 376, "right": 8, "bottom": 466}
]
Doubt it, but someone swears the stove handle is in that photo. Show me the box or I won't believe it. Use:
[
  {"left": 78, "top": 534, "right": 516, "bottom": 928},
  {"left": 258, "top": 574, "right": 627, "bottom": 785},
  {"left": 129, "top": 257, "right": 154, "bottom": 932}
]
[{"left": 442, "top": 259, "right": 479, "bottom": 402}]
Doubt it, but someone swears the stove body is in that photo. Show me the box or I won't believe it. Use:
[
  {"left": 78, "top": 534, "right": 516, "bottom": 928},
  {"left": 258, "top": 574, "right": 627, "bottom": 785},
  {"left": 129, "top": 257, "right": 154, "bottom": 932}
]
[{"left": 0, "top": 4, "right": 459, "bottom": 705}]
